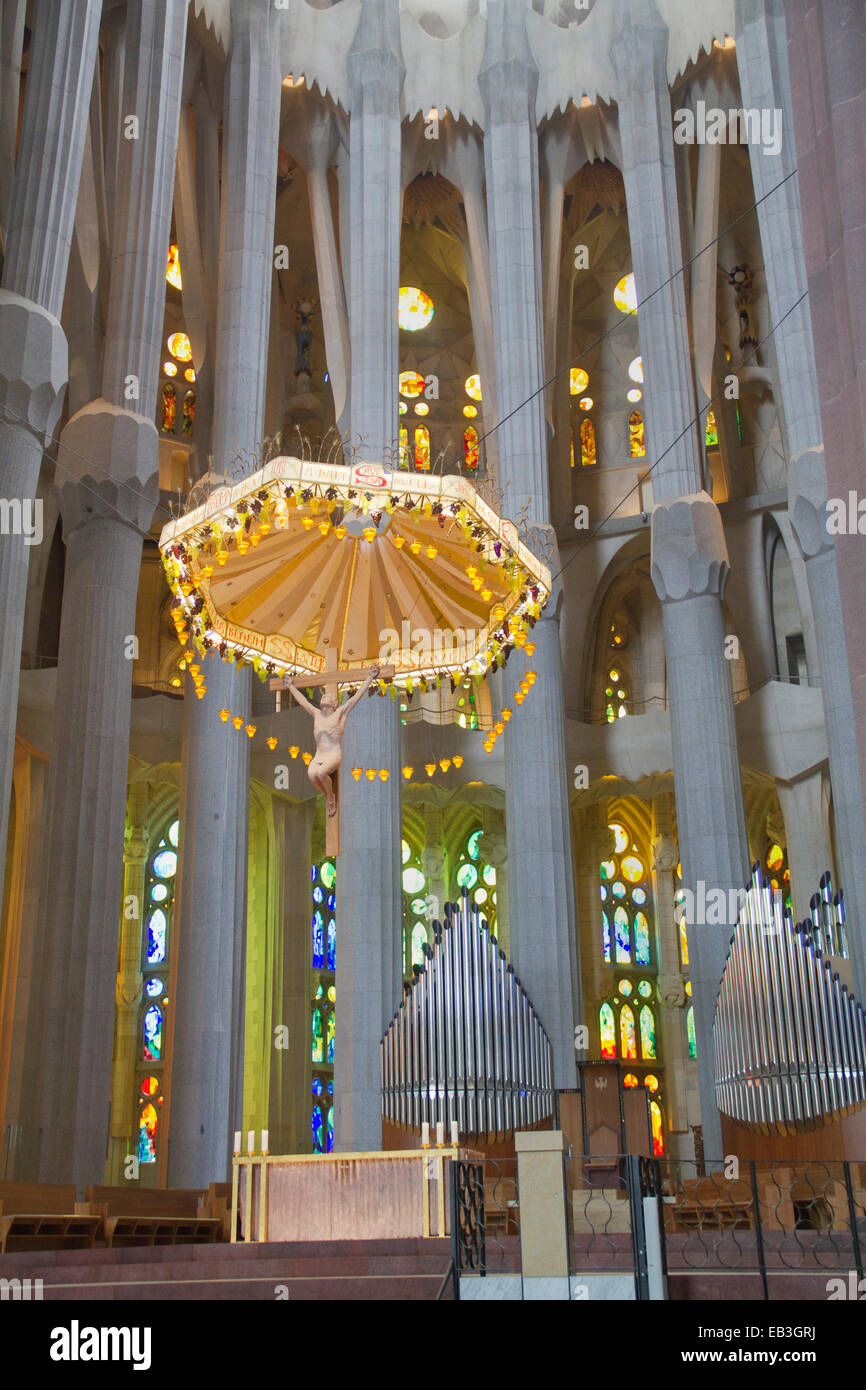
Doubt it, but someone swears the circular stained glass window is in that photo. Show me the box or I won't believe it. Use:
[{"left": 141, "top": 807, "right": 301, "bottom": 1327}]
[
  {"left": 398, "top": 287, "right": 434, "bottom": 332},
  {"left": 644, "top": 1074, "right": 659, "bottom": 1092},
  {"left": 614, "top": 273, "right": 638, "bottom": 314},
  {"left": 312, "top": 1077, "right": 323, "bottom": 1096},
  {"left": 141, "top": 1076, "right": 159, "bottom": 1096},
  {"left": 399, "top": 371, "right": 426, "bottom": 398},
  {"left": 628, "top": 355, "right": 644, "bottom": 384},
  {"left": 163, "top": 360, "right": 177, "bottom": 377},
  {"left": 168, "top": 821, "right": 179, "bottom": 847},
  {"left": 410, "top": 898, "right": 427, "bottom": 915},
  {"left": 766, "top": 843, "right": 784, "bottom": 872},
  {"left": 578, "top": 396, "right": 593, "bottom": 411},
  {"left": 401, "top": 839, "right": 411, "bottom": 865},
  {"left": 464, "top": 374, "right": 482, "bottom": 402},
  {"left": 612, "top": 881, "right": 626, "bottom": 899},
  {"left": 621, "top": 855, "right": 644, "bottom": 884},
  {"left": 569, "top": 367, "right": 589, "bottom": 395},
  {"left": 638, "top": 980, "right": 653, "bottom": 998},
  {"left": 152, "top": 850, "right": 177, "bottom": 879},
  {"left": 313, "top": 885, "right": 324, "bottom": 904},
  {"left": 463, "top": 404, "right": 477, "bottom": 418},
  {"left": 167, "top": 331, "right": 192, "bottom": 362},
  {"left": 610, "top": 823, "right": 629, "bottom": 854},
  {"left": 632, "top": 887, "right": 647, "bottom": 905},
  {"left": 328, "top": 1080, "right": 333, "bottom": 1095},
  {"left": 618, "top": 979, "right": 633, "bottom": 996},
  {"left": 623, "top": 1073, "right": 639, "bottom": 1088},
  {"left": 467, "top": 830, "right": 482, "bottom": 861},
  {"left": 403, "top": 867, "right": 425, "bottom": 894},
  {"left": 482, "top": 865, "right": 497, "bottom": 887},
  {"left": 600, "top": 859, "right": 616, "bottom": 881},
  {"left": 474, "top": 887, "right": 488, "bottom": 905},
  {"left": 327, "top": 985, "right": 336, "bottom": 1002},
  {"left": 627, "top": 387, "right": 642, "bottom": 403},
  {"left": 146, "top": 978, "right": 163, "bottom": 997},
  {"left": 457, "top": 863, "right": 478, "bottom": 890},
  {"left": 320, "top": 861, "right": 336, "bottom": 890},
  {"left": 150, "top": 883, "right": 168, "bottom": 902},
  {"left": 315, "top": 983, "right": 323, "bottom": 999}
]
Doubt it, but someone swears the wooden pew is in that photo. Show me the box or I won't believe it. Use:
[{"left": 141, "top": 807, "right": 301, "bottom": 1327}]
[
  {"left": 0, "top": 1182, "right": 102, "bottom": 1253},
  {"left": 83, "top": 1185, "right": 222, "bottom": 1248}
]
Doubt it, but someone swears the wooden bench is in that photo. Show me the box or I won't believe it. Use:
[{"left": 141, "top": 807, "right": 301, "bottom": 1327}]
[
  {"left": 83, "top": 1185, "right": 222, "bottom": 1248},
  {"left": 0, "top": 1182, "right": 102, "bottom": 1253},
  {"left": 673, "top": 1176, "right": 754, "bottom": 1230}
]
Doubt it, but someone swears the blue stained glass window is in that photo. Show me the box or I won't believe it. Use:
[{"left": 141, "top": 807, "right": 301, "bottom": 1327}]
[
  {"left": 326, "top": 1011, "right": 335, "bottom": 1064},
  {"left": 327, "top": 1080, "right": 333, "bottom": 1096},
  {"left": 150, "top": 883, "right": 168, "bottom": 902},
  {"left": 326, "top": 917, "right": 336, "bottom": 970},
  {"left": 312, "top": 1008, "right": 323, "bottom": 1063},
  {"left": 311, "top": 865, "right": 318, "bottom": 883},
  {"left": 312, "top": 911, "right": 324, "bottom": 968},
  {"left": 144, "top": 1004, "right": 162, "bottom": 1060},
  {"left": 312, "top": 1105, "right": 323, "bottom": 1152},
  {"left": 138, "top": 1104, "right": 157, "bottom": 1164},
  {"left": 634, "top": 911, "right": 650, "bottom": 966},
  {"left": 632, "top": 886, "right": 647, "bottom": 905},
  {"left": 312, "top": 1077, "right": 323, "bottom": 1096},
  {"left": 313, "top": 885, "right": 324, "bottom": 904},
  {"left": 327, "top": 1106, "right": 334, "bottom": 1153},
  {"left": 602, "top": 910, "right": 611, "bottom": 962},
  {"left": 614, "top": 905, "right": 631, "bottom": 963},
  {"left": 145, "top": 978, "right": 163, "bottom": 997},
  {"left": 147, "top": 909, "right": 167, "bottom": 964},
  {"left": 320, "top": 860, "right": 336, "bottom": 890},
  {"left": 327, "top": 893, "right": 335, "bottom": 911},
  {"left": 152, "top": 850, "right": 177, "bottom": 879}
]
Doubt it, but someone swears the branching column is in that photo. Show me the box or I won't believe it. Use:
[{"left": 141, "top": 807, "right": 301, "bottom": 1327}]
[
  {"left": 736, "top": 0, "right": 866, "bottom": 1001},
  {"left": 36, "top": 0, "right": 188, "bottom": 1188},
  {"left": 168, "top": 0, "right": 281, "bottom": 1187},
  {"left": 614, "top": 0, "right": 750, "bottom": 1159},
  {"left": 334, "top": 0, "right": 404, "bottom": 1152},
  {"left": 0, "top": 0, "right": 100, "bottom": 930},
  {"left": 479, "top": 0, "right": 579, "bottom": 1086}
]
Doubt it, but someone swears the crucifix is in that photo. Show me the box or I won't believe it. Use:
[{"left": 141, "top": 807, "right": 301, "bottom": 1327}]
[{"left": 269, "top": 657, "right": 395, "bottom": 856}]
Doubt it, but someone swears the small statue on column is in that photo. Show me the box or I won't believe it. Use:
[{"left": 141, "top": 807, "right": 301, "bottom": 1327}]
[{"left": 292, "top": 295, "right": 319, "bottom": 392}]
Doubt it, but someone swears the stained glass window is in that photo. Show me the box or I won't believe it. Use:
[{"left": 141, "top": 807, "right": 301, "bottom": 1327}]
[
  {"left": 464, "top": 425, "right": 479, "bottom": 471},
  {"left": 311, "top": 855, "right": 336, "bottom": 1144},
  {"left": 705, "top": 408, "right": 718, "bottom": 448},
  {"left": 327, "top": 1107, "right": 334, "bottom": 1152},
  {"left": 398, "top": 286, "right": 434, "bottom": 331},
  {"left": 604, "top": 665, "right": 628, "bottom": 723},
  {"left": 639, "top": 1004, "right": 656, "bottom": 1059},
  {"left": 580, "top": 417, "right": 596, "bottom": 467},
  {"left": 600, "top": 823, "right": 650, "bottom": 966},
  {"left": 136, "top": 817, "right": 178, "bottom": 1165},
  {"left": 454, "top": 830, "right": 499, "bottom": 937},
  {"left": 312, "top": 1008, "right": 324, "bottom": 1064},
  {"left": 161, "top": 383, "right": 176, "bottom": 433},
  {"left": 182, "top": 389, "right": 195, "bottom": 437},
  {"left": 399, "top": 426, "right": 409, "bottom": 468},
  {"left": 312, "top": 1104, "right": 323, "bottom": 1153},
  {"left": 414, "top": 426, "right": 430, "bottom": 471},
  {"left": 764, "top": 839, "right": 792, "bottom": 916},
  {"left": 620, "top": 1004, "right": 637, "bottom": 1059},
  {"left": 401, "top": 840, "right": 429, "bottom": 973},
  {"left": 599, "top": 1002, "right": 616, "bottom": 1058},
  {"left": 650, "top": 1100, "right": 664, "bottom": 1155},
  {"left": 166, "top": 244, "right": 182, "bottom": 289},
  {"left": 628, "top": 410, "right": 645, "bottom": 458},
  {"left": 570, "top": 367, "right": 589, "bottom": 394}
]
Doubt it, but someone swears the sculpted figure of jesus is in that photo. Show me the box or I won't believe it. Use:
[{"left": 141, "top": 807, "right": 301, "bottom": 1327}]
[{"left": 285, "top": 667, "right": 379, "bottom": 817}]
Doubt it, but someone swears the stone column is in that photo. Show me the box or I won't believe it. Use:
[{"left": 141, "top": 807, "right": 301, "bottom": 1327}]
[
  {"left": 168, "top": 0, "right": 281, "bottom": 1188},
  {"left": 478, "top": 0, "right": 579, "bottom": 1088},
  {"left": 333, "top": 0, "right": 404, "bottom": 1153},
  {"left": 736, "top": 0, "right": 866, "bottom": 1002},
  {"left": 650, "top": 798, "right": 690, "bottom": 1140},
  {"left": 0, "top": 0, "right": 100, "bottom": 928},
  {"left": 271, "top": 798, "right": 314, "bottom": 1155},
  {"left": 35, "top": 1, "right": 188, "bottom": 1189},
  {"left": 613, "top": 0, "right": 750, "bottom": 1159},
  {"left": 107, "top": 786, "right": 149, "bottom": 1184},
  {"left": 777, "top": 770, "right": 834, "bottom": 925}
]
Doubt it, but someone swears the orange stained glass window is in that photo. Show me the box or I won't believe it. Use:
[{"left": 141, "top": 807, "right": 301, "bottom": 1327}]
[
  {"left": 399, "top": 426, "right": 409, "bottom": 469},
  {"left": 464, "top": 425, "right": 479, "bottom": 471},
  {"left": 600, "top": 1002, "right": 616, "bottom": 1058},
  {"left": 414, "top": 425, "right": 430, "bottom": 471},
  {"left": 182, "top": 389, "right": 195, "bottom": 437},
  {"left": 580, "top": 417, "right": 596, "bottom": 466},
  {"left": 620, "top": 1003, "right": 637, "bottom": 1059},
  {"left": 161, "top": 382, "right": 176, "bottom": 433},
  {"left": 650, "top": 1100, "right": 665, "bottom": 1155},
  {"left": 629, "top": 411, "right": 646, "bottom": 458}
]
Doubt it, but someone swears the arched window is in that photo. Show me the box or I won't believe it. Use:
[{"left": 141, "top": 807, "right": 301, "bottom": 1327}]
[
  {"left": 401, "top": 838, "right": 429, "bottom": 972},
  {"left": 456, "top": 675, "right": 480, "bottom": 730},
  {"left": 600, "top": 823, "right": 651, "bottom": 966},
  {"left": 687, "top": 1002, "right": 696, "bottom": 1059},
  {"left": 705, "top": 408, "right": 718, "bottom": 448},
  {"left": 414, "top": 426, "right": 430, "bottom": 471},
  {"left": 628, "top": 410, "right": 645, "bottom": 458},
  {"left": 161, "top": 383, "right": 176, "bottom": 433},
  {"left": 580, "top": 417, "right": 596, "bottom": 467},
  {"left": 137, "top": 817, "right": 179, "bottom": 1166},
  {"left": 182, "top": 389, "right": 195, "bottom": 437},
  {"left": 399, "top": 426, "right": 409, "bottom": 469},
  {"left": 454, "top": 828, "right": 498, "bottom": 936},
  {"left": 598, "top": 976, "right": 665, "bottom": 1153},
  {"left": 765, "top": 839, "right": 792, "bottom": 916},
  {"left": 604, "top": 664, "right": 628, "bottom": 723},
  {"left": 311, "top": 856, "right": 336, "bottom": 1148},
  {"left": 463, "top": 425, "right": 479, "bottom": 471}
]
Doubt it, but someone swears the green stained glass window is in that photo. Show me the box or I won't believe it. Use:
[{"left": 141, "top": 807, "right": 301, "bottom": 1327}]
[
  {"left": 600, "top": 1002, "right": 616, "bottom": 1058},
  {"left": 411, "top": 921, "right": 428, "bottom": 966},
  {"left": 457, "top": 862, "right": 478, "bottom": 890},
  {"left": 639, "top": 1004, "right": 656, "bottom": 1059},
  {"left": 326, "top": 1010, "right": 335, "bottom": 1064},
  {"left": 403, "top": 866, "right": 425, "bottom": 894},
  {"left": 467, "top": 830, "right": 482, "bottom": 860},
  {"left": 687, "top": 1005, "right": 696, "bottom": 1059},
  {"left": 312, "top": 1007, "right": 324, "bottom": 1064},
  {"left": 620, "top": 1004, "right": 637, "bottom": 1059}
]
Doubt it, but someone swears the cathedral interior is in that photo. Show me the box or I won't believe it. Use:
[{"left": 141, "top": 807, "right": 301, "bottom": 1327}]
[{"left": 0, "top": 0, "right": 864, "bottom": 1308}]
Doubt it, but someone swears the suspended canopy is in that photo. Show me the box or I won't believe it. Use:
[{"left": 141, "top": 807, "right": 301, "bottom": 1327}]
[{"left": 159, "top": 456, "right": 551, "bottom": 693}]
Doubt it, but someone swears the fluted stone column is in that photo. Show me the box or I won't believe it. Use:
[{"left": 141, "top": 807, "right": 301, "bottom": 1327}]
[
  {"left": 168, "top": 0, "right": 281, "bottom": 1188},
  {"left": 334, "top": 0, "right": 404, "bottom": 1153},
  {"left": 0, "top": 0, "right": 100, "bottom": 931},
  {"left": 614, "top": 0, "right": 750, "bottom": 1159},
  {"left": 36, "top": 0, "right": 188, "bottom": 1187},
  {"left": 479, "top": 0, "right": 579, "bottom": 1087},
  {"left": 107, "top": 787, "right": 149, "bottom": 1184},
  {"left": 736, "top": 0, "right": 866, "bottom": 1002},
  {"left": 650, "top": 797, "right": 690, "bottom": 1140}
]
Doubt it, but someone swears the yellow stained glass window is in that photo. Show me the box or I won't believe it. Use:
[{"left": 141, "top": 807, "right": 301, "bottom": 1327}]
[
  {"left": 650, "top": 1100, "right": 664, "bottom": 1155},
  {"left": 620, "top": 1003, "right": 637, "bottom": 1059},
  {"left": 167, "top": 331, "right": 192, "bottom": 362},
  {"left": 580, "top": 417, "right": 596, "bottom": 467},
  {"left": 600, "top": 1002, "right": 616, "bottom": 1058},
  {"left": 398, "top": 286, "right": 434, "bottom": 332},
  {"left": 464, "top": 374, "right": 482, "bottom": 401},
  {"left": 414, "top": 425, "right": 430, "bottom": 472},
  {"left": 166, "top": 244, "right": 182, "bottom": 290},
  {"left": 614, "top": 273, "right": 638, "bottom": 314},
  {"left": 399, "top": 370, "right": 426, "bottom": 398},
  {"left": 705, "top": 407, "right": 718, "bottom": 447},
  {"left": 399, "top": 426, "right": 409, "bottom": 469},
  {"left": 629, "top": 410, "right": 645, "bottom": 458},
  {"left": 628, "top": 356, "right": 643, "bottom": 383},
  {"left": 464, "top": 425, "right": 479, "bottom": 471},
  {"left": 570, "top": 367, "right": 589, "bottom": 395}
]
